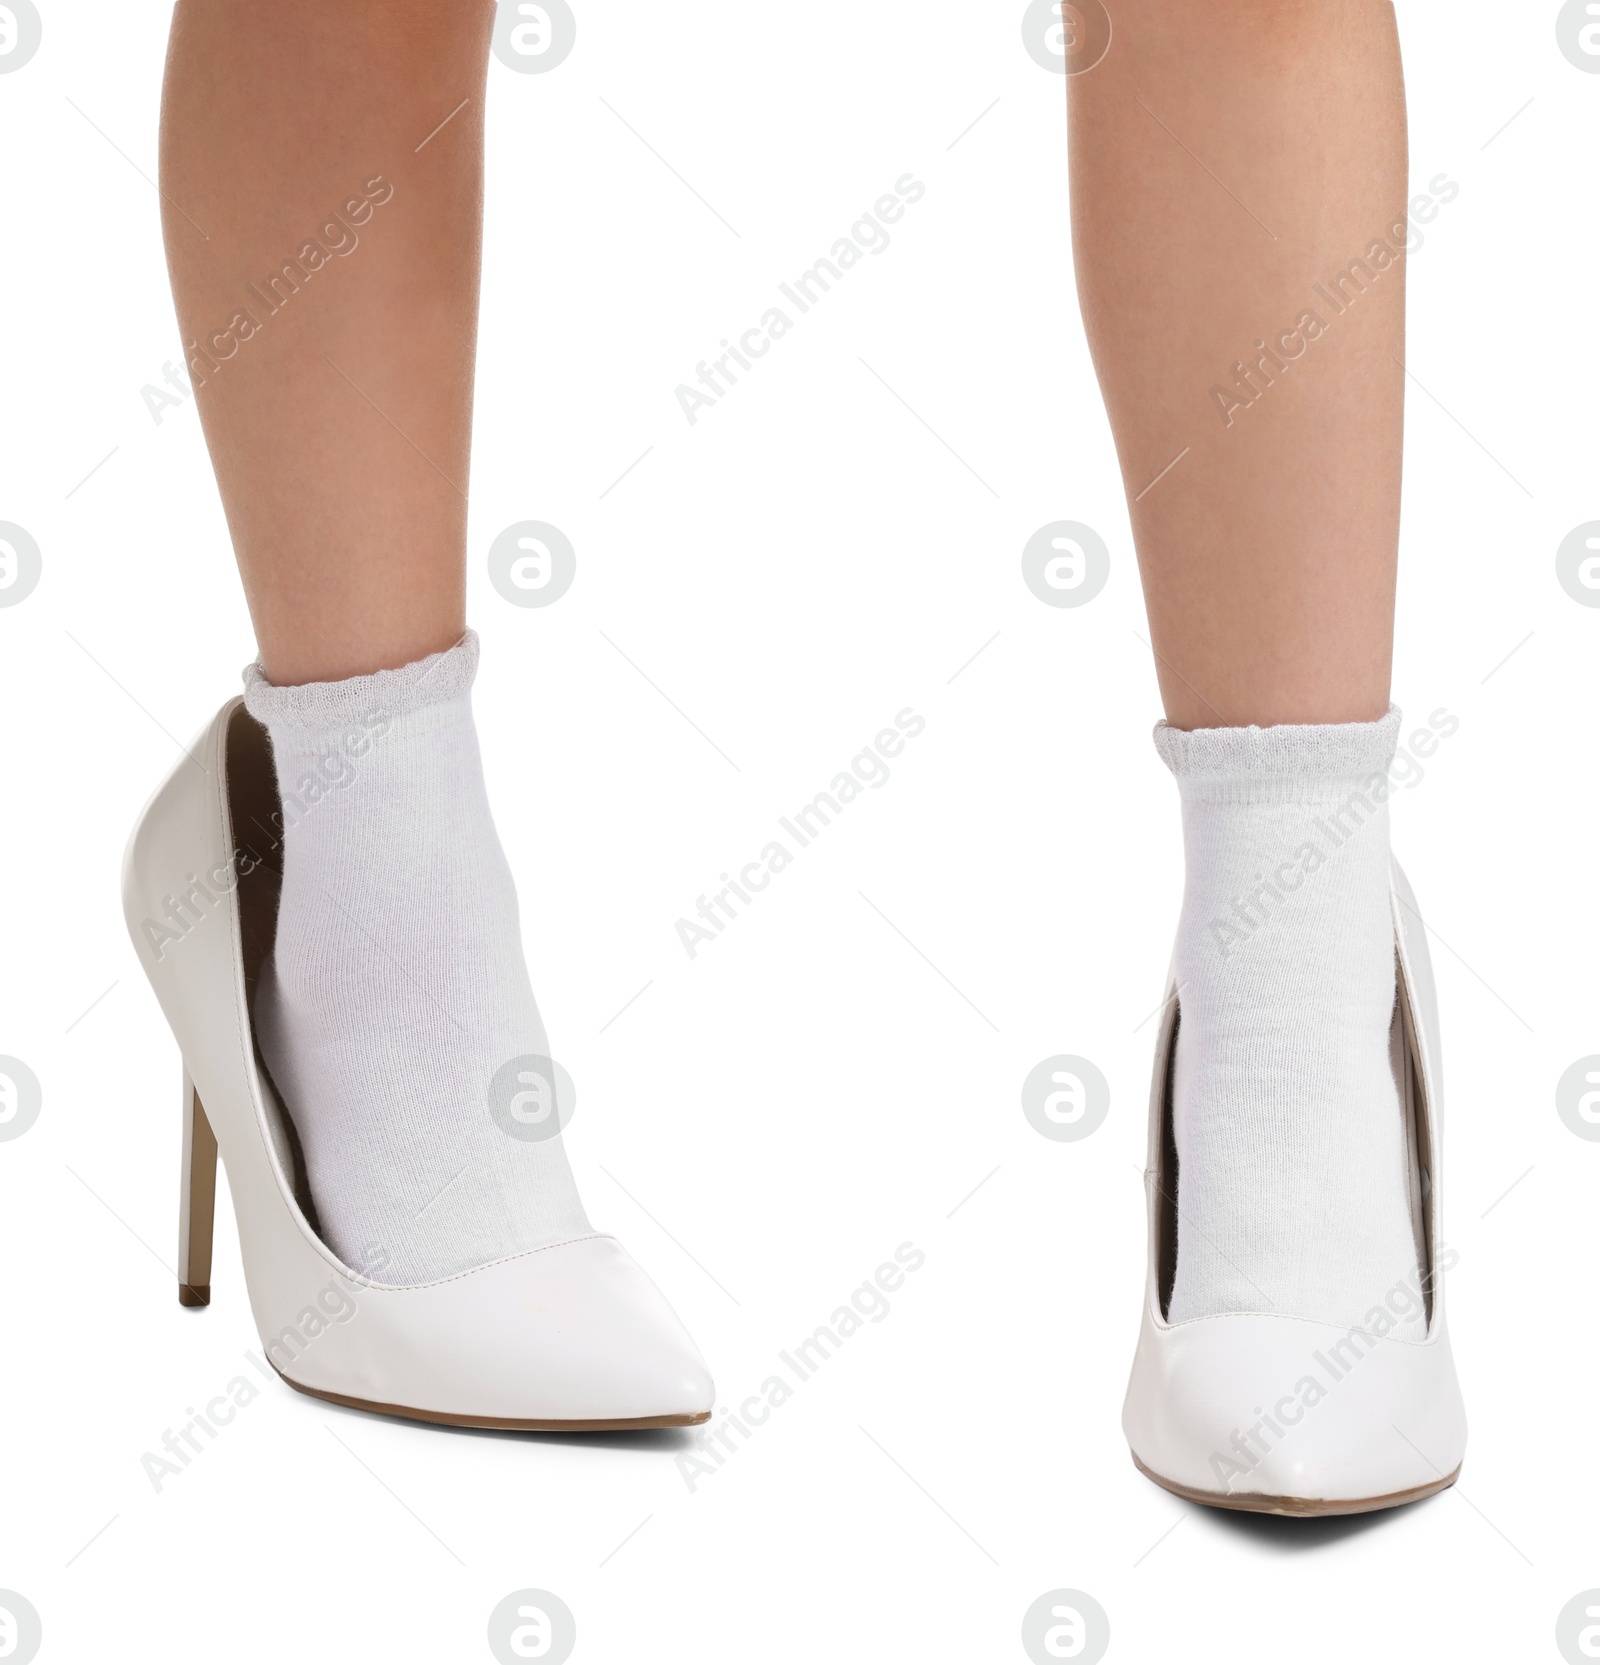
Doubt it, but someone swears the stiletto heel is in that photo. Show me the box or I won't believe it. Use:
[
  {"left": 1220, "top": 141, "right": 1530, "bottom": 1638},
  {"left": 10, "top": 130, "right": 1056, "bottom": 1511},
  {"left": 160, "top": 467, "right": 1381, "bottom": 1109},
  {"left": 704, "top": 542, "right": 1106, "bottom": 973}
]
[{"left": 178, "top": 1068, "right": 217, "bottom": 1309}]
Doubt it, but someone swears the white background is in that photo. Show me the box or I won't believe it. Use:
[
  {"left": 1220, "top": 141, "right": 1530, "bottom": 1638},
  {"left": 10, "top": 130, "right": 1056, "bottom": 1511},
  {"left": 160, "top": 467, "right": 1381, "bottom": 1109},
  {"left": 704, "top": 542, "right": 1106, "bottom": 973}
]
[{"left": 1, "top": 1, "right": 1597, "bottom": 1660}]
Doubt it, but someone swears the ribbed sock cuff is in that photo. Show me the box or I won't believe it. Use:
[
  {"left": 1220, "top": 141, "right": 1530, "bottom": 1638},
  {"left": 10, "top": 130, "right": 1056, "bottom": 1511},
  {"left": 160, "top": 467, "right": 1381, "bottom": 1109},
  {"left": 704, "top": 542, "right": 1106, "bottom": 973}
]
[
  {"left": 1153, "top": 707, "right": 1402, "bottom": 805},
  {"left": 242, "top": 632, "right": 479, "bottom": 729}
]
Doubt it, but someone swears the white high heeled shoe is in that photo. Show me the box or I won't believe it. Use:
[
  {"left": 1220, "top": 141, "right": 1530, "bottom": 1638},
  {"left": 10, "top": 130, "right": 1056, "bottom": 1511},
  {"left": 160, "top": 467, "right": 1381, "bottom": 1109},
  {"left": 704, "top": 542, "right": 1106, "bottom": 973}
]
[
  {"left": 124, "top": 698, "right": 714, "bottom": 1430},
  {"left": 1122, "top": 861, "right": 1467, "bottom": 1515}
]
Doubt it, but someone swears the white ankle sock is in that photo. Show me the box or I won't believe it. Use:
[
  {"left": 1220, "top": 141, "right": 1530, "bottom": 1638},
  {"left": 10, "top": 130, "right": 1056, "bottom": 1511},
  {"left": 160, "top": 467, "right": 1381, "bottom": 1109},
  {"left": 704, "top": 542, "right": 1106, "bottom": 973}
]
[
  {"left": 243, "top": 632, "right": 590, "bottom": 1285},
  {"left": 1156, "top": 709, "right": 1425, "bottom": 1339}
]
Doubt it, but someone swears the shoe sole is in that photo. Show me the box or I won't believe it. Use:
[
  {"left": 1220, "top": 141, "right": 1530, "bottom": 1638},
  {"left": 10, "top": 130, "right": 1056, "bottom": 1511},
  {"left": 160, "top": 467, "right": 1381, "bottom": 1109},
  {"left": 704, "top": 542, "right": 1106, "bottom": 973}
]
[
  {"left": 277, "top": 1365, "right": 711, "bottom": 1431},
  {"left": 1130, "top": 1450, "right": 1460, "bottom": 1517}
]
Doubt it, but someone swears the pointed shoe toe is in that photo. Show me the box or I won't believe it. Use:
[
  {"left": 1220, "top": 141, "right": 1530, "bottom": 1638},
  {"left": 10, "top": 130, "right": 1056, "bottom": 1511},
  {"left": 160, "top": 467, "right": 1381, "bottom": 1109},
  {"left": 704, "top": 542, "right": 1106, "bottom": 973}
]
[
  {"left": 277, "top": 1235, "right": 715, "bottom": 1429},
  {"left": 1123, "top": 1311, "right": 1466, "bottom": 1515}
]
